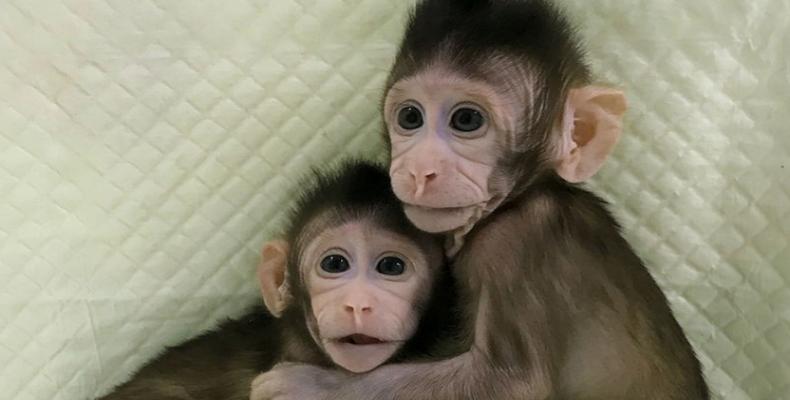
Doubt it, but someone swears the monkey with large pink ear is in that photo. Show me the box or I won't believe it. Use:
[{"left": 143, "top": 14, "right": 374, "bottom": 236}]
[{"left": 251, "top": 1, "right": 708, "bottom": 399}]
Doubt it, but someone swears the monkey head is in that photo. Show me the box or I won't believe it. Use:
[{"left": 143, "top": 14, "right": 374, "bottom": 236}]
[
  {"left": 383, "top": 0, "right": 627, "bottom": 234},
  {"left": 257, "top": 162, "right": 445, "bottom": 373}
]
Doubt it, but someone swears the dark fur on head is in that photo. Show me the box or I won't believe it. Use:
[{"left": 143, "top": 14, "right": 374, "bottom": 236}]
[
  {"left": 390, "top": 0, "right": 590, "bottom": 87},
  {"left": 385, "top": 0, "right": 593, "bottom": 199},
  {"left": 283, "top": 159, "right": 440, "bottom": 261},
  {"left": 279, "top": 160, "right": 448, "bottom": 348}
]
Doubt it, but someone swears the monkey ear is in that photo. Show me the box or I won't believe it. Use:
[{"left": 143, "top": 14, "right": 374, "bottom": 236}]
[
  {"left": 258, "top": 240, "right": 291, "bottom": 318},
  {"left": 555, "top": 86, "right": 627, "bottom": 183}
]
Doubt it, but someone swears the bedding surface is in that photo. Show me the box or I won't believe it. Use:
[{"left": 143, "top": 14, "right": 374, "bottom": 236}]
[{"left": 0, "top": 1, "right": 787, "bottom": 399}]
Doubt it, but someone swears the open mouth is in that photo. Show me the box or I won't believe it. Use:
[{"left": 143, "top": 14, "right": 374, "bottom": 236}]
[
  {"left": 324, "top": 334, "right": 401, "bottom": 373},
  {"left": 337, "top": 334, "right": 386, "bottom": 346}
]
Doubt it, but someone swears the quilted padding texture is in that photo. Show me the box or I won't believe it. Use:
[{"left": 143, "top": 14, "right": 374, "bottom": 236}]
[{"left": 0, "top": 1, "right": 787, "bottom": 399}]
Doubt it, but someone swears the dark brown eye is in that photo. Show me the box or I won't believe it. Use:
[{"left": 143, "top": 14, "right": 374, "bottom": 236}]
[
  {"left": 320, "top": 255, "right": 349, "bottom": 274},
  {"left": 397, "top": 106, "right": 423, "bottom": 130},
  {"left": 450, "top": 108, "right": 484, "bottom": 133},
  {"left": 376, "top": 256, "right": 406, "bottom": 276}
]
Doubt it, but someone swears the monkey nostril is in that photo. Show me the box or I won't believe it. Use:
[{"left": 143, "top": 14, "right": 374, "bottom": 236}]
[
  {"left": 409, "top": 169, "right": 437, "bottom": 180},
  {"left": 411, "top": 170, "right": 437, "bottom": 189},
  {"left": 412, "top": 171, "right": 437, "bottom": 198},
  {"left": 345, "top": 304, "right": 372, "bottom": 314}
]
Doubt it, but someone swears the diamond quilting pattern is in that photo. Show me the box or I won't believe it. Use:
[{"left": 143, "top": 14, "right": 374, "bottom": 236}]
[
  {"left": 563, "top": 1, "right": 790, "bottom": 398},
  {"left": 0, "top": 1, "right": 787, "bottom": 399}
]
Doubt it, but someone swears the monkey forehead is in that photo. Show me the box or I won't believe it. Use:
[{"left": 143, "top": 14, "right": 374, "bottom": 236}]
[{"left": 385, "top": 65, "right": 531, "bottom": 146}]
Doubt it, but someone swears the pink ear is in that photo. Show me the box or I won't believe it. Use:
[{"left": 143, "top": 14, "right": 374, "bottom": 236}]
[
  {"left": 258, "top": 240, "right": 290, "bottom": 318},
  {"left": 556, "top": 86, "right": 627, "bottom": 183}
]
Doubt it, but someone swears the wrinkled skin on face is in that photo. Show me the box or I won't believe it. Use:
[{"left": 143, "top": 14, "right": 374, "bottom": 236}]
[
  {"left": 301, "top": 222, "right": 435, "bottom": 373},
  {"left": 385, "top": 68, "right": 522, "bottom": 234},
  {"left": 385, "top": 64, "right": 626, "bottom": 240}
]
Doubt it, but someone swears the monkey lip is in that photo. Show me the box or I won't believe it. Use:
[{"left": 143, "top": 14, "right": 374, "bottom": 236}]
[
  {"left": 403, "top": 203, "right": 478, "bottom": 233},
  {"left": 337, "top": 334, "right": 387, "bottom": 346},
  {"left": 324, "top": 336, "right": 401, "bottom": 373},
  {"left": 406, "top": 203, "right": 475, "bottom": 212}
]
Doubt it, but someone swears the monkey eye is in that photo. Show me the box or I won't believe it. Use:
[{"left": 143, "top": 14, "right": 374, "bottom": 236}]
[
  {"left": 397, "top": 106, "right": 424, "bottom": 130},
  {"left": 375, "top": 256, "right": 406, "bottom": 276},
  {"left": 320, "top": 254, "right": 350, "bottom": 274},
  {"left": 450, "top": 107, "right": 485, "bottom": 133}
]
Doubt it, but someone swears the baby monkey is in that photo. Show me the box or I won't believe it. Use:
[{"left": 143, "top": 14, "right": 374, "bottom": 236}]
[{"left": 99, "top": 160, "right": 455, "bottom": 400}]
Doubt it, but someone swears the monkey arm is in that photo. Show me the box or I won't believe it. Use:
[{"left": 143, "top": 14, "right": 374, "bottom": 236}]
[
  {"left": 252, "top": 328, "right": 553, "bottom": 400},
  {"left": 324, "top": 300, "right": 556, "bottom": 400},
  {"left": 321, "top": 239, "right": 559, "bottom": 399},
  {"left": 251, "top": 286, "right": 558, "bottom": 400}
]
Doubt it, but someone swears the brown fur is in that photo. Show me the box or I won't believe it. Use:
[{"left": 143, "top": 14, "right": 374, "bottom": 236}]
[{"left": 97, "top": 309, "right": 284, "bottom": 400}]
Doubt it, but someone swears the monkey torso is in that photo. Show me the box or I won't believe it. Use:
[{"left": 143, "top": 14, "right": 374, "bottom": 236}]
[{"left": 453, "top": 175, "right": 709, "bottom": 399}]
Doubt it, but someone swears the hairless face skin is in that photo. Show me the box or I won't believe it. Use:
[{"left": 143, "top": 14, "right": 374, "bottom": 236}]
[
  {"left": 250, "top": 1, "right": 709, "bottom": 399},
  {"left": 387, "top": 68, "right": 521, "bottom": 235},
  {"left": 284, "top": 221, "right": 437, "bottom": 372}
]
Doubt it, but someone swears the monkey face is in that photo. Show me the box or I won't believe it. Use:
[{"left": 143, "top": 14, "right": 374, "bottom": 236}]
[
  {"left": 384, "top": 68, "right": 520, "bottom": 233},
  {"left": 384, "top": 62, "right": 626, "bottom": 235},
  {"left": 299, "top": 221, "right": 436, "bottom": 373}
]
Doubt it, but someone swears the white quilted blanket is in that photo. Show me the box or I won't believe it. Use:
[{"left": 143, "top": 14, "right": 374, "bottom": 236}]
[{"left": 0, "top": 1, "right": 787, "bottom": 399}]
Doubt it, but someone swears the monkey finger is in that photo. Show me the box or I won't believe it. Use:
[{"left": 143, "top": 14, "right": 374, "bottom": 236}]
[
  {"left": 250, "top": 363, "right": 339, "bottom": 400},
  {"left": 250, "top": 371, "right": 285, "bottom": 400}
]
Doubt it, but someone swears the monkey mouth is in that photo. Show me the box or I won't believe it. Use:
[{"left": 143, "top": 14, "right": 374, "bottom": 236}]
[
  {"left": 405, "top": 204, "right": 473, "bottom": 218},
  {"left": 406, "top": 203, "right": 474, "bottom": 212},
  {"left": 403, "top": 203, "right": 479, "bottom": 233},
  {"left": 324, "top": 335, "right": 402, "bottom": 373},
  {"left": 337, "top": 334, "right": 387, "bottom": 346}
]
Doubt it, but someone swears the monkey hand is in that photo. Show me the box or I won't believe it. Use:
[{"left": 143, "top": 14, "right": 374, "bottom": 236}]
[{"left": 250, "top": 362, "right": 348, "bottom": 400}]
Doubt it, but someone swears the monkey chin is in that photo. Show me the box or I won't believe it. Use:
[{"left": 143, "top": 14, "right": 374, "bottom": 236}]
[
  {"left": 324, "top": 338, "right": 400, "bottom": 373},
  {"left": 403, "top": 204, "right": 478, "bottom": 233}
]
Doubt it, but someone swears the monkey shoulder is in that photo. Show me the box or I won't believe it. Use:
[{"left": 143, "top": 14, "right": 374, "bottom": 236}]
[
  {"left": 461, "top": 176, "right": 643, "bottom": 284},
  {"left": 491, "top": 177, "right": 620, "bottom": 236}
]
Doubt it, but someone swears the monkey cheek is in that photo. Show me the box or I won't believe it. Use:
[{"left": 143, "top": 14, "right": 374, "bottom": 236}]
[
  {"left": 324, "top": 341, "right": 400, "bottom": 373},
  {"left": 403, "top": 204, "right": 477, "bottom": 233}
]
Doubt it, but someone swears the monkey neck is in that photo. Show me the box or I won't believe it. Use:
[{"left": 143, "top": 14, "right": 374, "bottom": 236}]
[
  {"left": 277, "top": 308, "right": 334, "bottom": 367},
  {"left": 444, "top": 170, "right": 565, "bottom": 258},
  {"left": 444, "top": 195, "right": 506, "bottom": 258}
]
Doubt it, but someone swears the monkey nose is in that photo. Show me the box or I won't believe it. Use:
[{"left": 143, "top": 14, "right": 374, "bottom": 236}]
[
  {"left": 344, "top": 304, "right": 373, "bottom": 314},
  {"left": 412, "top": 171, "right": 437, "bottom": 198},
  {"left": 344, "top": 304, "right": 372, "bottom": 328}
]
